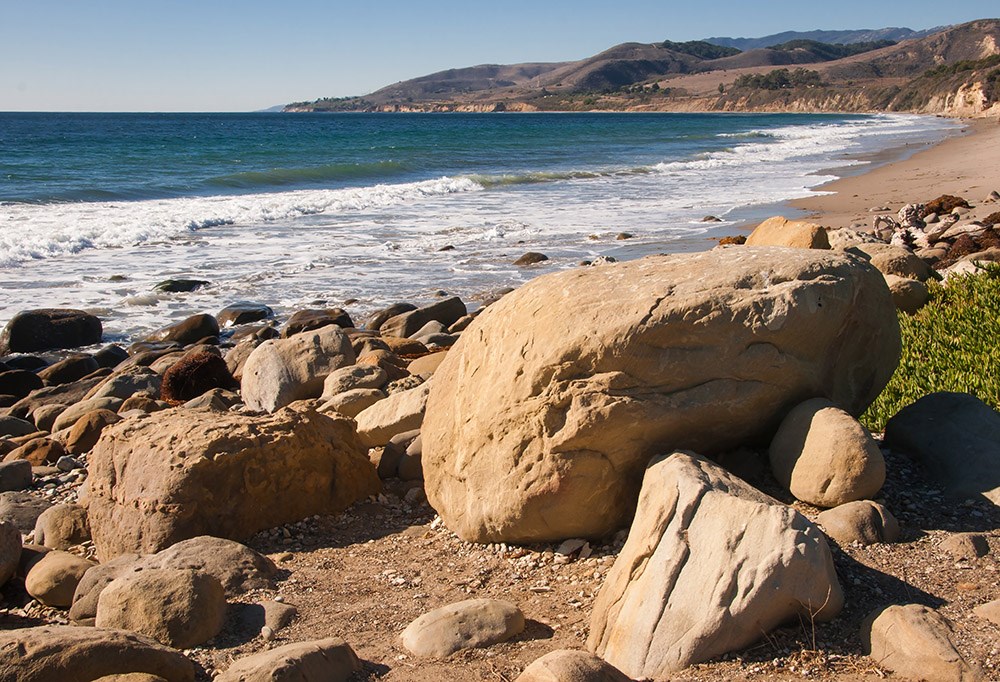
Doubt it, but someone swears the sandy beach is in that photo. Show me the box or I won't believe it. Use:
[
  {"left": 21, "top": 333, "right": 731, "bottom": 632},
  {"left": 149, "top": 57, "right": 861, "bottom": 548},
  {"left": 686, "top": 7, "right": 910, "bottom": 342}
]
[{"left": 791, "top": 117, "right": 1000, "bottom": 229}]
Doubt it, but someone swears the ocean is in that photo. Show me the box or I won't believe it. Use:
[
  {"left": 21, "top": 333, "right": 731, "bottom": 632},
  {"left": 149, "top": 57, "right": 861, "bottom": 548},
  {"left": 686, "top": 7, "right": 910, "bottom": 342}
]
[{"left": 0, "top": 111, "right": 958, "bottom": 342}]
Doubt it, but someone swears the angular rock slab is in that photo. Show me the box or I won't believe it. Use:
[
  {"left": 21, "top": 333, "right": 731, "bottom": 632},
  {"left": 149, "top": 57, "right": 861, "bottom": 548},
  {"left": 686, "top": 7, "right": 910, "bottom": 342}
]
[
  {"left": 424, "top": 248, "right": 899, "bottom": 542},
  {"left": 863, "top": 604, "right": 983, "bottom": 681},
  {"left": 0, "top": 625, "right": 195, "bottom": 682},
  {"left": 215, "top": 638, "right": 361, "bottom": 682},
  {"left": 587, "top": 452, "right": 843, "bottom": 678},
  {"left": 401, "top": 598, "right": 525, "bottom": 658},
  {"left": 87, "top": 406, "right": 379, "bottom": 559},
  {"left": 885, "top": 392, "right": 1000, "bottom": 506}
]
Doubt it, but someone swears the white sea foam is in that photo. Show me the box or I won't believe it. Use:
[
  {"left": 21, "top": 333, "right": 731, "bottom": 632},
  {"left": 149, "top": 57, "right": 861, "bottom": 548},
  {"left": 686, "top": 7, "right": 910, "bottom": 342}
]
[
  {"left": 0, "top": 114, "right": 959, "bottom": 340},
  {"left": 0, "top": 176, "right": 482, "bottom": 266}
]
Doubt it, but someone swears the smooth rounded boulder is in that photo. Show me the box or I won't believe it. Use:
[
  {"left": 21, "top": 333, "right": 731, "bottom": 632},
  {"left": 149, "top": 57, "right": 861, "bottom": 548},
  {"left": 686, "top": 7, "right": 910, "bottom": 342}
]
[
  {"left": 817, "top": 500, "right": 900, "bottom": 546},
  {"left": 241, "top": 325, "right": 356, "bottom": 413},
  {"left": 95, "top": 568, "right": 227, "bottom": 649},
  {"left": 423, "top": 248, "right": 900, "bottom": 542},
  {"left": 769, "top": 398, "right": 886, "bottom": 507},
  {"left": 87, "top": 406, "right": 379, "bottom": 559},
  {"left": 34, "top": 503, "right": 91, "bottom": 550},
  {"left": 400, "top": 598, "right": 525, "bottom": 658},
  {"left": 25, "top": 550, "right": 96, "bottom": 607},
  {"left": 516, "top": 650, "right": 630, "bottom": 682}
]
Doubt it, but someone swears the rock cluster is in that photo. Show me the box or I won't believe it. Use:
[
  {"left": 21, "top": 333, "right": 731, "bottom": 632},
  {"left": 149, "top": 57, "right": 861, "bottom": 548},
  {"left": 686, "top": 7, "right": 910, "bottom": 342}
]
[{"left": 0, "top": 231, "right": 996, "bottom": 680}]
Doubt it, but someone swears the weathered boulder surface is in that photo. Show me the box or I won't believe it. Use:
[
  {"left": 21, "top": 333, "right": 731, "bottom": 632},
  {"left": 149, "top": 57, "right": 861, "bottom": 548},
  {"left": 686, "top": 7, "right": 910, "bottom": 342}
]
[
  {"left": 0, "top": 625, "right": 195, "bottom": 682},
  {"left": 379, "top": 296, "right": 467, "bottom": 339},
  {"left": 0, "top": 309, "right": 102, "bottom": 354},
  {"left": 424, "top": 248, "right": 900, "bottom": 542},
  {"left": 745, "top": 216, "right": 830, "bottom": 249},
  {"left": 136, "top": 535, "right": 278, "bottom": 596},
  {"left": 817, "top": 500, "right": 900, "bottom": 546},
  {"left": 862, "top": 604, "right": 983, "bottom": 681},
  {"left": 216, "top": 639, "right": 359, "bottom": 682},
  {"left": 401, "top": 598, "right": 525, "bottom": 658},
  {"left": 884, "top": 392, "right": 1000, "bottom": 506},
  {"left": 216, "top": 638, "right": 361, "bottom": 682},
  {"left": 241, "top": 325, "right": 356, "bottom": 413},
  {"left": 588, "top": 452, "right": 843, "bottom": 678},
  {"left": 145, "top": 314, "right": 219, "bottom": 346},
  {"left": 87, "top": 407, "right": 379, "bottom": 559},
  {"left": 34, "top": 503, "right": 91, "bottom": 549},
  {"left": 95, "top": 568, "right": 227, "bottom": 649},
  {"left": 355, "top": 380, "right": 431, "bottom": 447},
  {"left": 0, "top": 491, "right": 52, "bottom": 532},
  {"left": 768, "top": 398, "right": 885, "bottom": 507},
  {"left": 516, "top": 650, "right": 630, "bottom": 682}
]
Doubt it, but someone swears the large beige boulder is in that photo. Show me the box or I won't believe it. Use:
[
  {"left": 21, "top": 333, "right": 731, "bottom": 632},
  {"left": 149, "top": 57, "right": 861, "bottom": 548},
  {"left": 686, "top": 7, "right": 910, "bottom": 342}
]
[
  {"left": 423, "top": 248, "right": 899, "bottom": 542},
  {"left": 745, "top": 216, "right": 830, "bottom": 249},
  {"left": 0, "top": 625, "right": 195, "bottom": 682},
  {"left": 817, "top": 500, "right": 900, "bottom": 546},
  {"left": 768, "top": 398, "right": 886, "bottom": 507},
  {"left": 87, "top": 406, "right": 379, "bottom": 559},
  {"left": 400, "top": 598, "right": 525, "bottom": 658},
  {"left": 588, "top": 452, "right": 843, "bottom": 678},
  {"left": 884, "top": 273, "right": 930, "bottom": 314},
  {"left": 215, "top": 639, "right": 361, "bottom": 682},
  {"left": 241, "top": 325, "right": 356, "bottom": 412},
  {"left": 95, "top": 568, "right": 227, "bottom": 649},
  {"left": 849, "top": 243, "right": 934, "bottom": 281},
  {"left": 862, "top": 604, "right": 983, "bottom": 681}
]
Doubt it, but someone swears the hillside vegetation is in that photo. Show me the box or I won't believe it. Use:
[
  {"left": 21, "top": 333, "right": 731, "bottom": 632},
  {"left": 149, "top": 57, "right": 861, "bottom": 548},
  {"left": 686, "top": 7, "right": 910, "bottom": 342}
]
[{"left": 286, "top": 19, "right": 1000, "bottom": 117}]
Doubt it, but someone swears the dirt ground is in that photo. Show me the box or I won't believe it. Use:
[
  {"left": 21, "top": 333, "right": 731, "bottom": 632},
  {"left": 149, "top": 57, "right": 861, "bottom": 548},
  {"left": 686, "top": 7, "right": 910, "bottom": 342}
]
[{"left": 2, "top": 439, "right": 997, "bottom": 681}]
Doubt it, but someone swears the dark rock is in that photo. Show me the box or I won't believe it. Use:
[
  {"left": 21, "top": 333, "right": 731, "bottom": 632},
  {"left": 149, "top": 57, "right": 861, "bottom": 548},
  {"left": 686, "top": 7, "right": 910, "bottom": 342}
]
[
  {"left": 145, "top": 315, "right": 220, "bottom": 346},
  {"left": 94, "top": 345, "right": 130, "bottom": 369},
  {"left": 438, "top": 245, "right": 456, "bottom": 252},
  {"left": 0, "top": 491, "right": 53, "bottom": 533},
  {"left": 153, "top": 278, "right": 209, "bottom": 293},
  {"left": 37, "top": 355, "right": 100, "bottom": 386},
  {"left": 217, "top": 302, "right": 273, "bottom": 328},
  {"left": 615, "top": 232, "right": 633, "bottom": 240},
  {"left": 379, "top": 297, "right": 468, "bottom": 339},
  {"left": 119, "top": 396, "right": 167, "bottom": 414},
  {"left": 0, "top": 459, "right": 32, "bottom": 492},
  {"left": 160, "top": 351, "right": 238, "bottom": 404},
  {"left": 2, "top": 355, "right": 49, "bottom": 371},
  {"left": 718, "top": 235, "right": 747, "bottom": 246},
  {"left": 885, "top": 392, "right": 1000, "bottom": 506},
  {"left": 514, "top": 252, "right": 549, "bottom": 266},
  {"left": 281, "top": 308, "right": 354, "bottom": 338},
  {"left": 0, "top": 415, "right": 38, "bottom": 438},
  {"left": 0, "top": 370, "right": 44, "bottom": 400},
  {"left": 0, "top": 395, "right": 16, "bottom": 408},
  {"left": 7, "top": 375, "right": 109, "bottom": 420},
  {"left": 922, "top": 195, "right": 970, "bottom": 217},
  {"left": 702, "top": 216, "right": 723, "bottom": 222},
  {"left": 230, "top": 322, "right": 279, "bottom": 343},
  {"left": 365, "top": 303, "right": 417, "bottom": 332},
  {"left": 0, "top": 309, "right": 103, "bottom": 355}
]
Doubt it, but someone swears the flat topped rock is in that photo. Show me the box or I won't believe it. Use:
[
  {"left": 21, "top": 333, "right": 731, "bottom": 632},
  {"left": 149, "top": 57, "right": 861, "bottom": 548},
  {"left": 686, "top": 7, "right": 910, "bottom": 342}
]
[
  {"left": 401, "top": 598, "right": 525, "bottom": 658},
  {"left": 216, "top": 639, "right": 361, "bottom": 682},
  {"left": 0, "top": 309, "right": 103, "bottom": 354}
]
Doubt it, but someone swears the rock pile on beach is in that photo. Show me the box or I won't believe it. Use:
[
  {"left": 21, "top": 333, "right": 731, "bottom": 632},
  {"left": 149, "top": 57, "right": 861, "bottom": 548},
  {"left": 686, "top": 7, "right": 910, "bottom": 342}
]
[{"left": 1, "top": 218, "right": 998, "bottom": 680}]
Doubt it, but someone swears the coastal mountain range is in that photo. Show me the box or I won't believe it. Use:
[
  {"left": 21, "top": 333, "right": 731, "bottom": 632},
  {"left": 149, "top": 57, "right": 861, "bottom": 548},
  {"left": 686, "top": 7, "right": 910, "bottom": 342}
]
[{"left": 285, "top": 19, "right": 1000, "bottom": 117}]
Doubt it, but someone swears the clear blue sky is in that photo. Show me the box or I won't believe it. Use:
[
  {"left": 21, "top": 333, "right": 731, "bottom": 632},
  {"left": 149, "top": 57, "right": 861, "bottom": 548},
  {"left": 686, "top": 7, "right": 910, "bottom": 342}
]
[{"left": 1, "top": 0, "right": 996, "bottom": 112}]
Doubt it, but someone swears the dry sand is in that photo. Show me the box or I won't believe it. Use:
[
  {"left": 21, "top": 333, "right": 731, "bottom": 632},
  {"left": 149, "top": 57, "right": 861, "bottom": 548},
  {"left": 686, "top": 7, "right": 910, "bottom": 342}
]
[{"left": 790, "top": 117, "right": 1000, "bottom": 230}]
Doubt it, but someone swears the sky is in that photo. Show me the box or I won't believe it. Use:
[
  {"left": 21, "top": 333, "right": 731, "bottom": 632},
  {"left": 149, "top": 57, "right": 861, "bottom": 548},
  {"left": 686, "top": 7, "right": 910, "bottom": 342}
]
[{"left": 1, "top": 1, "right": 997, "bottom": 112}]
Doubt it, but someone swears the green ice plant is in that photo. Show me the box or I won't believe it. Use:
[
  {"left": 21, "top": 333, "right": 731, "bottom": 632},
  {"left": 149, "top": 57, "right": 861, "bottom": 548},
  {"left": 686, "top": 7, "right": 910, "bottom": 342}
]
[{"left": 862, "top": 265, "right": 1000, "bottom": 432}]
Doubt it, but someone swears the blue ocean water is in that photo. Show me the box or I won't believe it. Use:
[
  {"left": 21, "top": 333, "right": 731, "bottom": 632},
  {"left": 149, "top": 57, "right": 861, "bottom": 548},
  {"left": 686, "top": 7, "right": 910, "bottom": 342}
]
[{"left": 0, "top": 112, "right": 958, "bottom": 339}]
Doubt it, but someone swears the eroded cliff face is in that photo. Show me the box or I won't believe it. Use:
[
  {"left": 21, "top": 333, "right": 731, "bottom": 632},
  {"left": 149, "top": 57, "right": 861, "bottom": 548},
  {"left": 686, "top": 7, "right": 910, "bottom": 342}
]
[{"left": 921, "top": 81, "right": 1000, "bottom": 118}]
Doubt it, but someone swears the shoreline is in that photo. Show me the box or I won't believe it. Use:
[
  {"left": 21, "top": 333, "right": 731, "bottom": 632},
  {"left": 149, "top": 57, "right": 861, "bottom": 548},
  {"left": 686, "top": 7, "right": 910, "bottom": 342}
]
[{"left": 789, "top": 118, "right": 1000, "bottom": 230}]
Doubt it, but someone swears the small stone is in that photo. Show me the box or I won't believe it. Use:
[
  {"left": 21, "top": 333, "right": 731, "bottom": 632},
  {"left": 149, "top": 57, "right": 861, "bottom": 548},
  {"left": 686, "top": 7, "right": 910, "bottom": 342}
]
[
  {"left": 260, "top": 625, "right": 274, "bottom": 641},
  {"left": 973, "top": 598, "right": 1000, "bottom": 625},
  {"left": 514, "top": 252, "right": 549, "bottom": 266},
  {"left": 25, "top": 550, "right": 96, "bottom": 607},
  {"left": 56, "top": 456, "right": 84, "bottom": 472},
  {"left": 817, "top": 501, "right": 900, "bottom": 546},
  {"left": 516, "top": 649, "right": 631, "bottom": 682},
  {"left": 939, "top": 533, "right": 989, "bottom": 560},
  {"left": 401, "top": 598, "right": 525, "bottom": 657},
  {"left": 215, "top": 639, "right": 361, "bottom": 682}
]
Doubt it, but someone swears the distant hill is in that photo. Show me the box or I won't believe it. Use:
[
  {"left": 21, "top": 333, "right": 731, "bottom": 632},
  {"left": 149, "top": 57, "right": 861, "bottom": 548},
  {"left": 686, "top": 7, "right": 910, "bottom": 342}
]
[
  {"left": 702, "top": 27, "right": 946, "bottom": 51},
  {"left": 285, "top": 19, "right": 1000, "bottom": 118}
]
